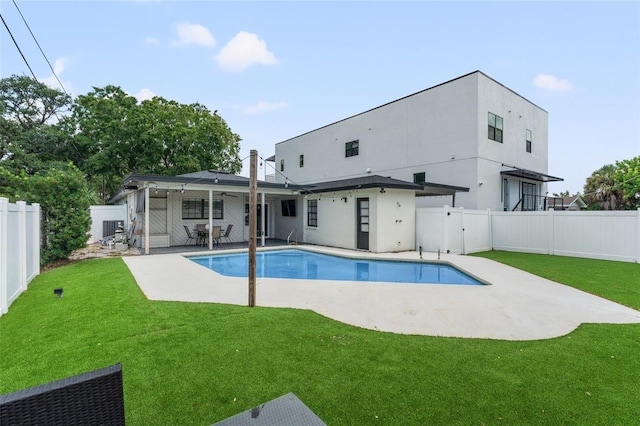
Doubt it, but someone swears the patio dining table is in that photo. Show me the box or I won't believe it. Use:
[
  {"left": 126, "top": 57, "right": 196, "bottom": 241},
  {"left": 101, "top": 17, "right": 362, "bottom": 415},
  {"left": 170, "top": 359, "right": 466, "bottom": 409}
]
[{"left": 194, "top": 224, "right": 222, "bottom": 247}]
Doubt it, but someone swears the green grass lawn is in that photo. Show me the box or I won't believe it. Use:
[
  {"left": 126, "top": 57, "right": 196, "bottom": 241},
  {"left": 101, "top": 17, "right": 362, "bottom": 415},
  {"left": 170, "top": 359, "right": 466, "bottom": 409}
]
[
  {"left": 1, "top": 254, "right": 639, "bottom": 425},
  {"left": 471, "top": 251, "right": 640, "bottom": 310}
]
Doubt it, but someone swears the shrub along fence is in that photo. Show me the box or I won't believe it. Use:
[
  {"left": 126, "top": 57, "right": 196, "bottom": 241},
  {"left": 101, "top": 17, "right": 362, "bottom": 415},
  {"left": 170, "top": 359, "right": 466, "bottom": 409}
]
[
  {"left": 417, "top": 206, "right": 640, "bottom": 263},
  {"left": 0, "top": 198, "right": 40, "bottom": 316}
]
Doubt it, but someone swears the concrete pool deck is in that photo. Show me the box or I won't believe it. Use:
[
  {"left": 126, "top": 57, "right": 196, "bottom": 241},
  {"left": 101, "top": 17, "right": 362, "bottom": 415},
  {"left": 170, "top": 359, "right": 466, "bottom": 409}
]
[{"left": 122, "top": 246, "right": 640, "bottom": 341}]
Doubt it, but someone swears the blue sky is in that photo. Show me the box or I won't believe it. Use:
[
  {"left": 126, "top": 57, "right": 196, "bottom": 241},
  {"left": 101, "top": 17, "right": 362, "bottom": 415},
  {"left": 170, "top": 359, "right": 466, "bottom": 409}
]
[{"left": 1, "top": 1, "right": 638, "bottom": 194}]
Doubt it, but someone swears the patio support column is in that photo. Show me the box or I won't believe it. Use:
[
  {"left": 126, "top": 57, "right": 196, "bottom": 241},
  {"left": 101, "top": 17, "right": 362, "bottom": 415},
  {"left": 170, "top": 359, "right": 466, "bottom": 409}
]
[
  {"left": 261, "top": 192, "right": 266, "bottom": 247},
  {"left": 144, "top": 186, "right": 150, "bottom": 255},
  {"left": 208, "top": 189, "right": 213, "bottom": 251}
]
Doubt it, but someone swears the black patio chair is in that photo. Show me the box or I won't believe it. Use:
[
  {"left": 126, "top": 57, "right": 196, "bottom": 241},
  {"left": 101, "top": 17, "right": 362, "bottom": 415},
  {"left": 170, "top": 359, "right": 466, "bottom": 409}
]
[
  {"left": 221, "top": 224, "right": 233, "bottom": 244},
  {"left": 183, "top": 225, "right": 197, "bottom": 246},
  {"left": 0, "top": 363, "right": 125, "bottom": 426}
]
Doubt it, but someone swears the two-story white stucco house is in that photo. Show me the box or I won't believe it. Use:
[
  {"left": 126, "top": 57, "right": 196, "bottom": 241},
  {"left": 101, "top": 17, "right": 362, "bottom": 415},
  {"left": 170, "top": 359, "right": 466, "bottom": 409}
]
[
  {"left": 109, "top": 71, "right": 562, "bottom": 254},
  {"left": 273, "top": 70, "right": 562, "bottom": 212}
]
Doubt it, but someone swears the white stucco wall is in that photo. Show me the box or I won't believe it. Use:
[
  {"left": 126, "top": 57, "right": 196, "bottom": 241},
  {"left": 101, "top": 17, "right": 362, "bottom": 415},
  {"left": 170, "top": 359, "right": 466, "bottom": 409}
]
[
  {"left": 301, "top": 188, "right": 416, "bottom": 253},
  {"left": 274, "top": 71, "right": 551, "bottom": 211},
  {"left": 88, "top": 205, "right": 126, "bottom": 243},
  {"left": 372, "top": 190, "right": 416, "bottom": 252},
  {"left": 272, "top": 197, "right": 303, "bottom": 242}
]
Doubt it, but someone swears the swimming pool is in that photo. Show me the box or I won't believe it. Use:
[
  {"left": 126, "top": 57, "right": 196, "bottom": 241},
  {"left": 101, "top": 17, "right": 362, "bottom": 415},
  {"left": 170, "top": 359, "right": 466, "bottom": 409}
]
[{"left": 189, "top": 249, "right": 484, "bottom": 285}]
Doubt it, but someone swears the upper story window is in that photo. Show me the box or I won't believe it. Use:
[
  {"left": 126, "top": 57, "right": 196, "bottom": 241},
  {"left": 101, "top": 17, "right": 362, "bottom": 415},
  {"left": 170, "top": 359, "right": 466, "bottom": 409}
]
[
  {"left": 182, "top": 198, "right": 223, "bottom": 220},
  {"left": 413, "top": 172, "right": 426, "bottom": 184},
  {"left": 280, "top": 159, "right": 285, "bottom": 171},
  {"left": 345, "top": 140, "right": 359, "bottom": 157},
  {"left": 488, "top": 112, "right": 503, "bottom": 143},
  {"left": 299, "top": 154, "right": 304, "bottom": 167},
  {"left": 307, "top": 199, "right": 318, "bottom": 227},
  {"left": 526, "top": 129, "right": 532, "bottom": 153}
]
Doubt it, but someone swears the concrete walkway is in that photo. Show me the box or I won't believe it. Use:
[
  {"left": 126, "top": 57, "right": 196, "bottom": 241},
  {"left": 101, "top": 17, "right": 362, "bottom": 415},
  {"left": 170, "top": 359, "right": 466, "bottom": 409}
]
[{"left": 122, "top": 246, "right": 640, "bottom": 341}]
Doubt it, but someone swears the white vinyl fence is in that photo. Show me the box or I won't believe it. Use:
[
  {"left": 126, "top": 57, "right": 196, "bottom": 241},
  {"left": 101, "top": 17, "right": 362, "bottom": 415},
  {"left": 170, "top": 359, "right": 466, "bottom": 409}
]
[
  {"left": 416, "top": 206, "right": 640, "bottom": 263},
  {"left": 0, "top": 198, "right": 41, "bottom": 316}
]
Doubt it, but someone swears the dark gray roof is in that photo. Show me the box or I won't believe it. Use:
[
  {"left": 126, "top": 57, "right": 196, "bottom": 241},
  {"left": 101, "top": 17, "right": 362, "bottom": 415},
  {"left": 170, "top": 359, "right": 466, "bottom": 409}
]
[
  {"left": 122, "top": 171, "right": 297, "bottom": 190},
  {"left": 178, "top": 170, "right": 251, "bottom": 184},
  {"left": 113, "top": 171, "right": 467, "bottom": 203},
  {"left": 300, "top": 175, "right": 423, "bottom": 194}
]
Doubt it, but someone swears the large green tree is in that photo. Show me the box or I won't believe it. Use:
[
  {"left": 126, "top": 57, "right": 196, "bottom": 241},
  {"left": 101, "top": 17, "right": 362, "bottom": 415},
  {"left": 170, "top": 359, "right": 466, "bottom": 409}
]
[
  {"left": 72, "top": 86, "right": 242, "bottom": 201},
  {"left": 0, "top": 163, "right": 94, "bottom": 265},
  {"left": 138, "top": 97, "right": 242, "bottom": 176},
  {"left": 0, "top": 75, "right": 77, "bottom": 174},
  {"left": 583, "top": 156, "right": 640, "bottom": 210},
  {"left": 0, "top": 75, "right": 94, "bottom": 265}
]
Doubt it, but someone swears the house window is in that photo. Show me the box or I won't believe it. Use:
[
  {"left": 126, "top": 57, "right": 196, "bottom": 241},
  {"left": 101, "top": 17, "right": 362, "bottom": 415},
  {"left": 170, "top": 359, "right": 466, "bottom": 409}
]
[
  {"left": 307, "top": 199, "right": 318, "bottom": 227},
  {"left": 280, "top": 159, "right": 285, "bottom": 171},
  {"left": 345, "top": 140, "right": 359, "bottom": 157},
  {"left": 413, "top": 172, "right": 426, "bottom": 184},
  {"left": 526, "top": 129, "right": 532, "bottom": 153},
  {"left": 488, "top": 112, "right": 503, "bottom": 143},
  {"left": 299, "top": 154, "right": 304, "bottom": 167},
  {"left": 182, "top": 198, "right": 223, "bottom": 219}
]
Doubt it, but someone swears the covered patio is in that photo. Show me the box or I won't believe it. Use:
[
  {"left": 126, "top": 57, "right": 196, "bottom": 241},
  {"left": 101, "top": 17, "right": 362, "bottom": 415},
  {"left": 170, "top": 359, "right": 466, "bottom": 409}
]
[{"left": 110, "top": 170, "right": 302, "bottom": 254}]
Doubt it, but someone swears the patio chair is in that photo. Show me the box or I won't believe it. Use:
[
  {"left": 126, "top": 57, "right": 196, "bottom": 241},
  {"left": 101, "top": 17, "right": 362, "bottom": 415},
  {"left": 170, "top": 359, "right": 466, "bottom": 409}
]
[
  {"left": 211, "top": 226, "right": 222, "bottom": 247},
  {"left": 0, "top": 363, "right": 125, "bottom": 426},
  {"left": 221, "top": 224, "right": 233, "bottom": 244},
  {"left": 183, "top": 225, "right": 197, "bottom": 246},
  {"left": 195, "top": 224, "right": 207, "bottom": 245}
]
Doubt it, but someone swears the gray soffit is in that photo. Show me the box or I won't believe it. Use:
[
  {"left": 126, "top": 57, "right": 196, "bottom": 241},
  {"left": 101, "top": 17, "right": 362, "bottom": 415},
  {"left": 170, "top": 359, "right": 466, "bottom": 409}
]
[
  {"left": 500, "top": 168, "right": 564, "bottom": 183},
  {"left": 417, "top": 182, "right": 470, "bottom": 196}
]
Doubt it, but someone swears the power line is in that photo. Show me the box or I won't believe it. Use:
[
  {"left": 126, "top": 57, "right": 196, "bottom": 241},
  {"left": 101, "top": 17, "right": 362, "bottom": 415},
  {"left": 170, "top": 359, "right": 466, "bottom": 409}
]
[
  {"left": 0, "top": 12, "right": 38, "bottom": 80},
  {"left": 1, "top": 6, "right": 85, "bottom": 162},
  {"left": 11, "top": 0, "right": 68, "bottom": 95}
]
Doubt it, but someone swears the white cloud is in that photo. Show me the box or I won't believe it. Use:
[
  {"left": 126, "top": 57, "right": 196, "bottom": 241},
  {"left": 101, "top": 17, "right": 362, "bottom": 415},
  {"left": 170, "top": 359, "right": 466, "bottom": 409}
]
[
  {"left": 134, "top": 88, "right": 156, "bottom": 102},
  {"left": 144, "top": 36, "right": 160, "bottom": 45},
  {"left": 41, "top": 57, "right": 73, "bottom": 93},
  {"left": 215, "top": 31, "right": 277, "bottom": 72},
  {"left": 243, "top": 101, "right": 288, "bottom": 115},
  {"left": 171, "top": 22, "right": 216, "bottom": 47},
  {"left": 533, "top": 74, "right": 573, "bottom": 91}
]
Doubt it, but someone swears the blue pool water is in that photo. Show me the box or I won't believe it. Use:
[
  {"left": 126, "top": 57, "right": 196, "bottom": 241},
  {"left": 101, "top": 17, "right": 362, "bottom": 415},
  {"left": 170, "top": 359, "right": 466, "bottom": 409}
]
[{"left": 189, "top": 249, "right": 483, "bottom": 285}]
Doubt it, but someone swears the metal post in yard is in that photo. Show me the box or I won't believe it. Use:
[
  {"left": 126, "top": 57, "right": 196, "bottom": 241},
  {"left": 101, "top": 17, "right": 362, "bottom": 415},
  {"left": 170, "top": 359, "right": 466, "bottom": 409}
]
[{"left": 248, "top": 150, "right": 258, "bottom": 307}]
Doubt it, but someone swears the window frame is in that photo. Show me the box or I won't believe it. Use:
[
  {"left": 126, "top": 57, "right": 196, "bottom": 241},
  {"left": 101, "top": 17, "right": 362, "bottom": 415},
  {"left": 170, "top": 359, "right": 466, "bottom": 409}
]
[
  {"left": 299, "top": 154, "right": 304, "bottom": 168},
  {"left": 488, "top": 112, "right": 503, "bottom": 143},
  {"left": 280, "top": 159, "right": 285, "bottom": 172},
  {"left": 526, "top": 129, "right": 532, "bottom": 153},
  {"left": 307, "top": 199, "right": 318, "bottom": 227},
  {"left": 181, "top": 198, "right": 224, "bottom": 220},
  {"left": 413, "top": 172, "right": 426, "bottom": 184},
  {"left": 345, "top": 140, "right": 359, "bottom": 157}
]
